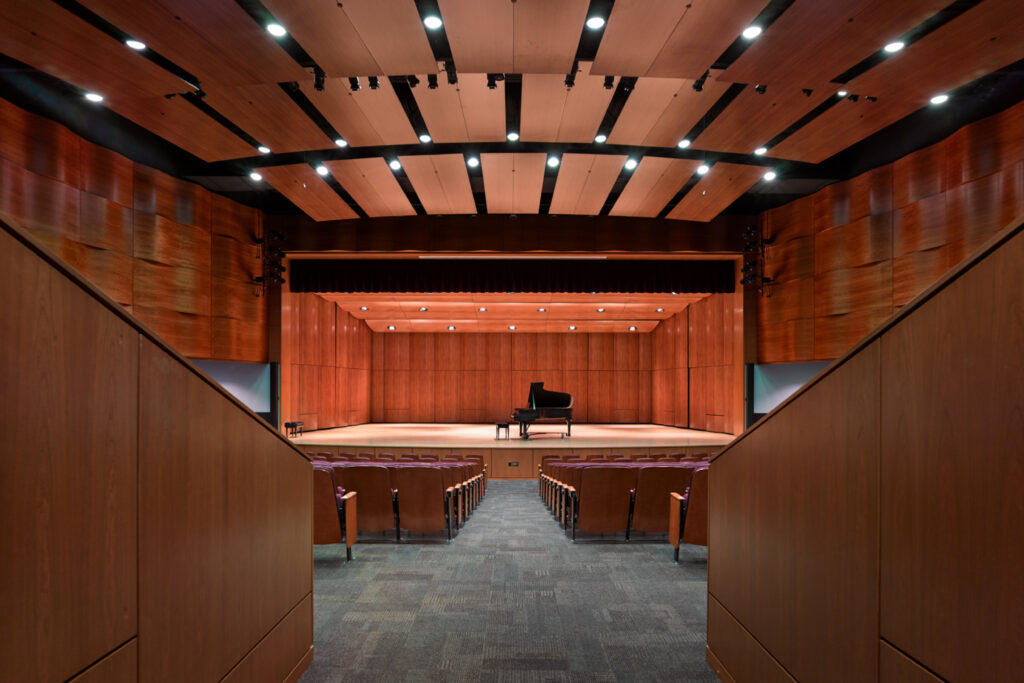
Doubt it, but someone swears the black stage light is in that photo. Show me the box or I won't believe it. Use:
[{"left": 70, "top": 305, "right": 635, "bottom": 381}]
[
  {"left": 801, "top": 88, "right": 812, "bottom": 97},
  {"left": 486, "top": 73, "right": 497, "bottom": 89},
  {"left": 445, "top": 59, "right": 458, "bottom": 84},
  {"left": 269, "top": 246, "right": 285, "bottom": 259},
  {"left": 314, "top": 66, "right": 325, "bottom": 91},
  {"left": 848, "top": 94, "right": 859, "bottom": 102},
  {"left": 564, "top": 60, "right": 578, "bottom": 89},
  {"left": 754, "top": 84, "right": 767, "bottom": 94},
  {"left": 348, "top": 77, "right": 360, "bottom": 92},
  {"left": 407, "top": 75, "right": 420, "bottom": 88},
  {"left": 693, "top": 70, "right": 709, "bottom": 92},
  {"left": 368, "top": 76, "right": 380, "bottom": 90},
  {"left": 427, "top": 74, "right": 438, "bottom": 89},
  {"left": 604, "top": 75, "right": 614, "bottom": 90}
]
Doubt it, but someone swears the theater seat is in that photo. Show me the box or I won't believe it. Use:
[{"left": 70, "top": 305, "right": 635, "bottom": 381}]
[
  {"left": 313, "top": 467, "right": 342, "bottom": 545},
  {"left": 682, "top": 467, "right": 709, "bottom": 546},
  {"left": 571, "top": 466, "right": 637, "bottom": 539},
  {"left": 631, "top": 466, "right": 697, "bottom": 533},
  {"left": 333, "top": 465, "right": 397, "bottom": 536},
  {"left": 392, "top": 466, "right": 454, "bottom": 540}
]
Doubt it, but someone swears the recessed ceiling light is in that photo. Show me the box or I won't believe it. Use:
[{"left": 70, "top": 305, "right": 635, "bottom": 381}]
[
  {"left": 656, "top": 308, "right": 664, "bottom": 312},
  {"left": 763, "top": 170, "right": 777, "bottom": 181},
  {"left": 930, "top": 93, "right": 949, "bottom": 105},
  {"left": 671, "top": 291, "right": 678, "bottom": 295},
  {"left": 419, "top": 306, "right": 428, "bottom": 312},
  {"left": 360, "top": 306, "right": 368, "bottom": 311},
  {"left": 624, "top": 158, "right": 638, "bottom": 170},
  {"left": 387, "top": 325, "right": 396, "bottom": 330},
  {"left": 594, "top": 134, "right": 607, "bottom": 143},
  {"left": 257, "top": 145, "right": 271, "bottom": 154},
  {"left": 448, "top": 325, "right": 456, "bottom": 331},
  {"left": 506, "top": 132, "right": 520, "bottom": 141},
  {"left": 837, "top": 90, "right": 849, "bottom": 97},
  {"left": 466, "top": 156, "right": 480, "bottom": 168},
  {"left": 596, "top": 308, "right": 605, "bottom": 312},
  {"left": 677, "top": 138, "right": 691, "bottom": 149},
  {"left": 697, "top": 164, "right": 710, "bottom": 175},
  {"left": 334, "top": 138, "right": 348, "bottom": 148},
  {"left": 266, "top": 23, "right": 287, "bottom": 38},
  {"left": 585, "top": 16, "right": 605, "bottom": 30},
  {"left": 419, "top": 133, "right": 431, "bottom": 143},
  {"left": 568, "top": 325, "right": 577, "bottom": 331},
  {"left": 125, "top": 39, "right": 146, "bottom": 50},
  {"left": 508, "top": 325, "right": 516, "bottom": 330},
  {"left": 883, "top": 41, "right": 904, "bottom": 53},
  {"left": 315, "top": 165, "right": 328, "bottom": 176},
  {"left": 629, "top": 326, "right": 638, "bottom": 331},
  {"left": 249, "top": 171, "right": 262, "bottom": 181},
  {"left": 547, "top": 156, "right": 560, "bottom": 168},
  {"left": 389, "top": 159, "right": 401, "bottom": 170},
  {"left": 84, "top": 92, "right": 104, "bottom": 103},
  {"left": 423, "top": 15, "right": 443, "bottom": 30},
  {"left": 742, "top": 26, "right": 762, "bottom": 39},
  {"left": 753, "top": 147, "right": 768, "bottom": 155},
  {"left": 537, "top": 308, "right": 546, "bottom": 312}
]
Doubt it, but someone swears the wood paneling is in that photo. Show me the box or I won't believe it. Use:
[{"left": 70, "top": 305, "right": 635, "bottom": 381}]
[
  {"left": 399, "top": 154, "right": 477, "bottom": 215},
  {"left": 203, "top": 84, "right": 332, "bottom": 153},
  {"left": 258, "top": 164, "right": 358, "bottom": 222},
  {"left": 694, "top": 86, "right": 832, "bottom": 156},
  {"left": 710, "top": 343, "right": 881, "bottom": 682},
  {"left": 879, "top": 227, "right": 1024, "bottom": 681},
  {"left": 0, "top": 99, "right": 81, "bottom": 187},
  {"left": 610, "top": 157, "right": 701, "bottom": 217},
  {"left": 668, "top": 163, "right": 768, "bottom": 222},
  {"left": 608, "top": 78, "right": 727, "bottom": 148},
  {"left": 481, "top": 153, "right": 547, "bottom": 214},
  {"left": 325, "top": 158, "right": 415, "bottom": 217},
  {"left": 68, "top": 640, "right": 138, "bottom": 683},
  {"left": 1, "top": 228, "right": 138, "bottom": 682},
  {"left": 260, "top": 0, "right": 380, "bottom": 77},
  {"left": 707, "top": 597, "right": 796, "bottom": 683},
  {"left": 590, "top": 1, "right": 689, "bottom": 77},
  {"left": 549, "top": 154, "right": 625, "bottom": 215},
  {"left": 879, "top": 643, "right": 943, "bottom": 683},
  {"left": 337, "top": 0, "right": 437, "bottom": 75},
  {"left": 221, "top": 595, "right": 313, "bottom": 683},
  {"left": 302, "top": 78, "right": 419, "bottom": 148},
  {"left": 412, "top": 75, "right": 506, "bottom": 144},
  {"left": 522, "top": 63, "right": 615, "bottom": 143},
  {"left": 439, "top": 0, "right": 514, "bottom": 74}
]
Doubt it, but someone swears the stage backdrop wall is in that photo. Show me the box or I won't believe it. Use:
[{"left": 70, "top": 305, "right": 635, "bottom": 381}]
[
  {"left": 0, "top": 98, "right": 267, "bottom": 361},
  {"left": 758, "top": 98, "right": 1024, "bottom": 363}
]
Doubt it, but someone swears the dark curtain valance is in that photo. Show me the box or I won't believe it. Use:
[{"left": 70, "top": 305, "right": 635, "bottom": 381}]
[{"left": 290, "top": 259, "right": 735, "bottom": 294}]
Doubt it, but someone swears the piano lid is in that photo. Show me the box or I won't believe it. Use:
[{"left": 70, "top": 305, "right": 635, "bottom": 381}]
[{"left": 528, "top": 382, "right": 573, "bottom": 409}]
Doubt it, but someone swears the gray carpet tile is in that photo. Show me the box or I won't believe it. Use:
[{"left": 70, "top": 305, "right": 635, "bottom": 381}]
[{"left": 302, "top": 480, "right": 715, "bottom": 682}]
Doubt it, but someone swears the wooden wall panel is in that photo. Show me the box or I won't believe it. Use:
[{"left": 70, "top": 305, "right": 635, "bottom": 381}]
[
  {"left": 68, "top": 640, "right": 138, "bottom": 683},
  {"left": 221, "top": 595, "right": 313, "bottom": 683},
  {"left": 879, "top": 643, "right": 943, "bottom": 683}
]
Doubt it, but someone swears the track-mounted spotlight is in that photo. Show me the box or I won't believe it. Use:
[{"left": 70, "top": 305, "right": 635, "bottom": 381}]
[
  {"left": 407, "top": 75, "right": 420, "bottom": 88},
  {"left": 754, "top": 84, "right": 767, "bottom": 94},
  {"left": 486, "top": 74, "right": 497, "bottom": 89},
  {"left": 444, "top": 59, "right": 458, "bottom": 85},
  {"left": 603, "top": 75, "right": 615, "bottom": 90},
  {"left": 348, "top": 77, "right": 360, "bottom": 92},
  {"left": 314, "top": 66, "right": 325, "bottom": 91},
  {"left": 564, "top": 60, "right": 578, "bottom": 89},
  {"left": 368, "top": 76, "right": 380, "bottom": 90},
  {"left": 427, "top": 74, "right": 438, "bottom": 89},
  {"left": 693, "top": 70, "right": 709, "bottom": 92}
]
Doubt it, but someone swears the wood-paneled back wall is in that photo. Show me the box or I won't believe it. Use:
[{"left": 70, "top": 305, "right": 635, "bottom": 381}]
[
  {"left": 0, "top": 98, "right": 267, "bottom": 361},
  {"left": 281, "top": 292, "right": 372, "bottom": 430},
  {"left": 758, "top": 99, "right": 1024, "bottom": 363}
]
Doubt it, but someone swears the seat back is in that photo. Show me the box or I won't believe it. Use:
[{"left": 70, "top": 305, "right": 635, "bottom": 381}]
[
  {"left": 375, "top": 452, "right": 396, "bottom": 461},
  {"left": 631, "top": 466, "right": 697, "bottom": 533},
  {"left": 313, "top": 467, "right": 342, "bottom": 544},
  {"left": 398, "top": 453, "right": 418, "bottom": 462},
  {"left": 576, "top": 466, "right": 637, "bottom": 534},
  {"left": 583, "top": 453, "right": 605, "bottom": 462},
  {"left": 333, "top": 465, "right": 395, "bottom": 532},
  {"left": 393, "top": 466, "right": 448, "bottom": 533},
  {"left": 419, "top": 453, "right": 440, "bottom": 462},
  {"left": 682, "top": 467, "right": 709, "bottom": 546}
]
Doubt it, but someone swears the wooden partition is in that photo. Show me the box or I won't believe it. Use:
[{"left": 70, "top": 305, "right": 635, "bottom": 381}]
[
  {"left": 758, "top": 99, "right": 1024, "bottom": 363},
  {"left": 1, "top": 217, "right": 312, "bottom": 682},
  {"left": 0, "top": 98, "right": 267, "bottom": 361},
  {"left": 708, "top": 219, "right": 1024, "bottom": 681}
]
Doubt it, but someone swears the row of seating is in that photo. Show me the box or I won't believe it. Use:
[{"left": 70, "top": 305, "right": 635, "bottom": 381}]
[
  {"left": 310, "top": 451, "right": 488, "bottom": 467},
  {"left": 313, "top": 462, "right": 485, "bottom": 543},
  {"left": 538, "top": 462, "right": 708, "bottom": 549},
  {"left": 538, "top": 453, "right": 712, "bottom": 470}
]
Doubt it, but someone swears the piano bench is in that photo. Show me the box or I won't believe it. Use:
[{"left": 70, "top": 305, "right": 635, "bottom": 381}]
[{"left": 495, "top": 423, "right": 510, "bottom": 440}]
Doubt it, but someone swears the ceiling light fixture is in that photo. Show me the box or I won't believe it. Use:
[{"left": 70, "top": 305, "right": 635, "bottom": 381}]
[
  {"left": 419, "top": 133, "right": 432, "bottom": 143},
  {"left": 763, "top": 170, "right": 777, "bottom": 181},
  {"left": 423, "top": 15, "right": 443, "bottom": 30},
  {"left": 419, "top": 306, "right": 428, "bottom": 311},
  {"left": 697, "top": 164, "right": 710, "bottom": 175},
  {"left": 466, "top": 156, "right": 480, "bottom": 168},
  {"left": 547, "top": 156, "right": 560, "bottom": 168},
  {"left": 537, "top": 308, "right": 546, "bottom": 312},
  {"left": 568, "top": 325, "right": 577, "bottom": 331},
  {"left": 596, "top": 308, "right": 605, "bottom": 312},
  {"left": 742, "top": 25, "right": 762, "bottom": 39},
  {"left": 349, "top": 77, "right": 360, "bottom": 92},
  {"left": 478, "top": 307, "right": 487, "bottom": 312},
  {"left": 84, "top": 92, "right": 104, "bottom": 103},
  {"left": 508, "top": 325, "right": 516, "bottom": 331},
  {"left": 427, "top": 74, "right": 438, "bottom": 89},
  {"left": 407, "top": 75, "right": 420, "bottom": 88},
  {"left": 249, "top": 171, "right": 262, "bottom": 181},
  {"left": 368, "top": 76, "right": 380, "bottom": 90},
  {"left": 266, "top": 23, "right": 287, "bottom": 38},
  {"left": 448, "top": 325, "right": 456, "bottom": 331},
  {"left": 693, "top": 70, "right": 709, "bottom": 92},
  {"left": 884, "top": 41, "right": 905, "bottom": 53},
  {"left": 837, "top": 90, "right": 849, "bottom": 97},
  {"left": 360, "top": 306, "right": 368, "bottom": 311},
  {"left": 754, "top": 84, "right": 767, "bottom": 94},
  {"left": 487, "top": 74, "right": 497, "bottom": 89},
  {"left": 334, "top": 138, "right": 348, "bottom": 148},
  {"left": 389, "top": 159, "right": 402, "bottom": 171},
  {"left": 656, "top": 308, "right": 664, "bottom": 312},
  {"left": 754, "top": 146, "right": 768, "bottom": 155},
  {"left": 257, "top": 145, "right": 271, "bottom": 154},
  {"left": 629, "top": 326, "right": 638, "bottom": 331},
  {"left": 603, "top": 75, "right": 614, "bottom": 90},
  {"left": 387, "top": 325, "right": 396, "bottom": 330},
  {"left": 506, "top": 132, "right": 519, "bottom": 141},
  {"left": 585, "top": 16, "right": 606, "bottom": 30},
  {"left": 677, "top": 138, "right": 691, "bottom": 149},
  {"left": 624, "top": 158, "right": 638, "bottom": 170},
  {"left": 930, "top": 93, "right": 949, "bottom": 105},
  {"left": 125, "top": 39, "right": 146, "bottom": 50},
  {"left": 594, "top": 134, "right": 607, "bottom": 143},
  {"left": 315, "top": 165, "right": 328, "bottom": 176}
]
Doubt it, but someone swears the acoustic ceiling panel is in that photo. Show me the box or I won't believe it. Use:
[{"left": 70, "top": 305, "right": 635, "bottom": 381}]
[
  {"left": 260, "top": 0, "right": 381, "bottom": 76},
  {"left": 667, "top": 162, "right": 769, "bottom": 222},
  {"left": 645, "top": 0, "right": 767, "bottom": 79},
  {"left": 203, "top": 84, "right": 332, "bottom": 154},
  {"left": 80, "top": 0, "right": 307, "bottom": 87},
  {"left": 693, "top": 85, "right": 833, "bottom": 155},
  {"left": 637, "top": 78, "right": 731, "bottom": 148},
  {"left": 522, "top": 62, "right": 616, "bottom": 143},
  {"left": 301, "top": 78, "right": 418, "bottom": 147},
  {"left": 610, "top": 157, "right": 702, "bottom": 217},
  {"left": 257, "top": 164, "right": 357, "bottom": 221},
  {"left": 438, "top": 0, "right": 514, "bottom": 74},
  {"left": 591, "top": 0, "right": 688, "bottom": 77},
  {"left": 480, "top": 153, "right": 547, "bottom": 214},
  {"left": 549, "top": 154, "right": 627, "bottom": 215},
  {"left": 399, "top": 154, "right": 477, "bottom": 214},
  {"left": 338, "top": 0, "right": 438, "bottom": 76},
  {"left": 325, "top": 158, "right": 415, "bottom": 217},
  {"left": 413, "top": 73, "right": 506, "bottom": 143}
]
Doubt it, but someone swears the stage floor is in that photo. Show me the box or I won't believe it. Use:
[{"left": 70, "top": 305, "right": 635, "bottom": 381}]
[{"left": 292, "top": 423, "right": 734, "bottom": 450}]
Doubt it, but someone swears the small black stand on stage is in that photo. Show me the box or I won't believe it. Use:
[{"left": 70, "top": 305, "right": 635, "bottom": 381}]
[{"left": 495, "top": 423, "right": 510, "bottom": 440}]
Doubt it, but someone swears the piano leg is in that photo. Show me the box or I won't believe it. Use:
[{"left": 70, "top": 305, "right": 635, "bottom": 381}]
[{"left": 567, "top": 418, "right": 572, "bottom": 437}]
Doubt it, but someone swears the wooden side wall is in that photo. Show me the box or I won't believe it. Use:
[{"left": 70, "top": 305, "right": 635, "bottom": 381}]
[
  {"left": 709, "top": 222, "right": 1024, "bottom": 681},
  {"left": 758, "top": 99, "right": 1024, "bottom": 363},
  {"left": 0, "top": 98, "right": 267, "bottom": 361},
  {"left": 0, "top": 220, "right": 312, "bottom": 682}
]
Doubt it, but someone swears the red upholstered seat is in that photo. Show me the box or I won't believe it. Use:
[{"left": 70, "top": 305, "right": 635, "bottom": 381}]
[
  {"left": 573, "top": 466, "right": 638, "bottom": 536},
  {"left": 631, "top": 466, "right": 697, "bottom": 533},
  {"left": 313, "top": 467, "right": 342, "bottom": 545},
  {"left": 392, "top": 466, "right": 454, "bottom": 539},
  {"left": 332, "top": 465, "right": 396, "bottom": 534},
  {"left": 681, "top": 467, "right": 709, "bottom": 546}
]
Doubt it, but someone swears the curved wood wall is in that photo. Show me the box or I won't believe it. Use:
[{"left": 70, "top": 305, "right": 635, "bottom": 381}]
[
  {"left": 758, "top": 99, "right": 1024, "bottom": 363},
  {"left": 0, "top": 98, "right": 267, "bottom": 361}
]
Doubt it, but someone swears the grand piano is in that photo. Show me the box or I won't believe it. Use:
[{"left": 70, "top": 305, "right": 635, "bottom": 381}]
[{"left": 512, "top": 382, "right": 573, "bottom": 439}]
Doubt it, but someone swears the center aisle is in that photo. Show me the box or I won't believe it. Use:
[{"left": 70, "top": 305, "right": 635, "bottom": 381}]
[{"left": 302, "top": 480, "right": 715, "bottom": 682}]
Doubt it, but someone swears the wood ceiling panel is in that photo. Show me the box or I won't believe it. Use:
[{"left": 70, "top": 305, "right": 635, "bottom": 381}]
[
  {"left": 413, "top": 74, "right": 506, "bottom": 143},
  {"left": 0, "top": 2, "right": 186, "bottom": 99},
  {"left": 481, "top": 153, "right": 546, "bottom": 214},
  {"left": 339, "top": 0, "right": 437, "bottom": 75},
  {"left": 366, "top": 320, "right": 659, "bottom": 333},
  {"left": 646, "top": 0, "right": 767, "bottom": 79},
  {"left": 550, "top": 154, "right": 626, "bottom": 215},
  {"left": 591, "top": 0, "right": 687, "bottom": 77},
  {"left": 668, "top": 162, "right": 768, "bottom": 222},
  {"left": 301, "top": 78, "right": 418, "bottom": 147},
  {"left": 256, "top": 164, "right": 357, "bottom": 221},
  {"left": 438, "top": 0, "right": 514, "bottom": 74},
  {"left": 607, "top": 78, "right": 691, "bottom": 147},
  {"left": 203, "top": 84, "right": 331, "bottom": 153},
  {"left": 260, "top": 0, "right": 380, "bottom": 77},
  {"left": 324, "top": 158, "right": 415, "bottom": 217},
  {"left": 80, "top": 0, "right": 307, "bottom": 87},
  {"left": 640, "top": 78, "right": 731, "bottom": 148},
  {"left": 847, "top": 0, "right": 1024, "bottom": 104},
  {"left": 399, "top": 155, "right": 476, "bottom": 215},
  {"left": 512, "top": 0, "right": 589, "bottom": 74},
  {"left": 610, "top": 157, "right": 702, "bottom": 217},
  {"left": 522, "top": 62, "right": 615, "bottom": 143},
  {"left": 769, "top": 97, "right": 918, "bottom": 163},
  {"left": 109, "top": 96, "right": 255, "bottom": 161},
  {"left": 693, "top": 85, "right": 832, "bottom": 155},
  {"left": 721, "top": 0, "right": 947, "bottom": 88}
]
